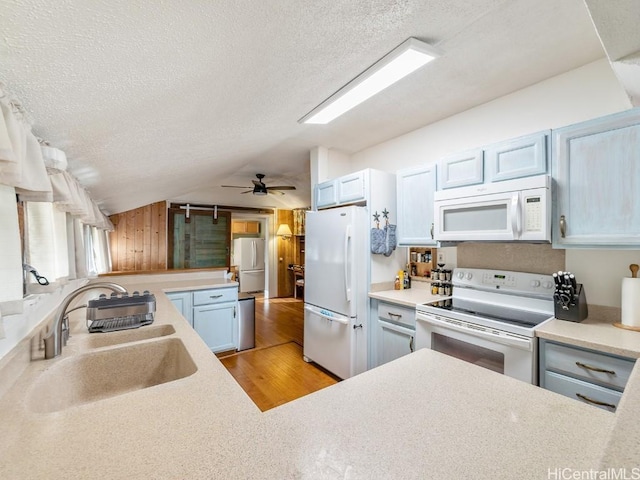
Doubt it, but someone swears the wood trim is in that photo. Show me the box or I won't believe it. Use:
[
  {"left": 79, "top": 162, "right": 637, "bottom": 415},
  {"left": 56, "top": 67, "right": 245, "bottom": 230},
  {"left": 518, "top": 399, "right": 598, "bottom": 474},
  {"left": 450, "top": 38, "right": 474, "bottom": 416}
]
[{"left": 276, "top": 210, "right": 294, "bottom": 297}]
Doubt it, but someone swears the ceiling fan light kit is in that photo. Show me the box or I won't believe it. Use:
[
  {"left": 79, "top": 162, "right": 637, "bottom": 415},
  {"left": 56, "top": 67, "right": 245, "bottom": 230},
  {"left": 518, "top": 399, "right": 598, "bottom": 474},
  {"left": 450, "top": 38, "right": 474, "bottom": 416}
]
[
  {"left": 299, "top": 37, "right": 441, "bottom": 125},
  {"left": 221, "top": 173, "right": 296, "bottom": 196}
]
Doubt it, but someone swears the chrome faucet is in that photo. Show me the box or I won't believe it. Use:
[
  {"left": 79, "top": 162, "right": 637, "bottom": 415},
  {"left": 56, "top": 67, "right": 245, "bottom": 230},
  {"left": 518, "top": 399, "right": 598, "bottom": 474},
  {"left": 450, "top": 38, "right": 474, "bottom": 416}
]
[{"left": 43, "top": 282, "right": 128, "bottom": 359}]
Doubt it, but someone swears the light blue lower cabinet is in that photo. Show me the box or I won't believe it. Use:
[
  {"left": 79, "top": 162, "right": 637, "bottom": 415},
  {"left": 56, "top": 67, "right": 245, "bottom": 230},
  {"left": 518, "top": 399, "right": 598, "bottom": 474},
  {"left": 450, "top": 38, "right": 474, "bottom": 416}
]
[
  {"left": 167, "top": 287, "right": 239, "bottom": 353},
  {"left": 539, "top": 339, "right": 634, "bottom": 411},
  {"left": 193, "top": 302, "right": 237, "bottom": 353},
  {"left": 166, "top": 291, "right": 193, "bottom": 326}
]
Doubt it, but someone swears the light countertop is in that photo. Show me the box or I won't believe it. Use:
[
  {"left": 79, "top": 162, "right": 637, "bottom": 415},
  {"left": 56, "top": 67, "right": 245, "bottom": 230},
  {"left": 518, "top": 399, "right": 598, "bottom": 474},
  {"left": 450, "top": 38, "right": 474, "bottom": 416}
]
[
  {"left": 0, "top": 277, "right": 638, "bottom": 479},
  {"left": 536, "top": 308, "right": 640, "bottom": 359},
  {"left": 368, "top": 286, "right": 447, "bottom": 307}
]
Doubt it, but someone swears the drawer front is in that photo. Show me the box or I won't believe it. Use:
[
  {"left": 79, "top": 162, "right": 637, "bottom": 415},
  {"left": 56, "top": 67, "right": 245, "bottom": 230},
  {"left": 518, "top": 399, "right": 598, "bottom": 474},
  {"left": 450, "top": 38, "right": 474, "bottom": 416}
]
[
  {"left": 543, "top": 371, "right": 621, "bottom": 412},
  {"left": 543, "top": 342, "right": 634, "bottom": 391},
  {"left": 193, "top": 287, "right": 238, "bottom": 306},
  {"left": 377, "top": 302, "right": 415, "bottom": 329}
]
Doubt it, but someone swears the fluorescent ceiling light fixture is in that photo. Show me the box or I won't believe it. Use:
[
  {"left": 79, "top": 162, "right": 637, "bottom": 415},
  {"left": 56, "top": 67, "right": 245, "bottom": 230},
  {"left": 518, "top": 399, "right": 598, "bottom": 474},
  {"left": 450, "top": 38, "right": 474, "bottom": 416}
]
[{"left": 300, "top": 38, "right": 440, "bottom": 125}]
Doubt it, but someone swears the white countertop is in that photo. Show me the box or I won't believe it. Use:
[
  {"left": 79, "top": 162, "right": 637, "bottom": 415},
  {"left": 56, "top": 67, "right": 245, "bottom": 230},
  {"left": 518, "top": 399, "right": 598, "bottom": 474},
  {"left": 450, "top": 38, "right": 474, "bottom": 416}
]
[
  {"left": 369, "top": 287, "right": 447, "bottom": 307},
  {"left": 0, "top": 276, "right": 638, "bottom": 478},
  {"left": 536, "top": 313, "right": 640, "bottom": 359}
]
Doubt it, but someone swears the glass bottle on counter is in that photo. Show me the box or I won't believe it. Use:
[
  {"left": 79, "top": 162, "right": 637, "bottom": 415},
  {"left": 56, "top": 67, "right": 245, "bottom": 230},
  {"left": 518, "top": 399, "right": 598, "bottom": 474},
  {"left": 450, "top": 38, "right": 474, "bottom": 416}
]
[{"left": 394, "top": 276, "right": 400, "bottom": 290}]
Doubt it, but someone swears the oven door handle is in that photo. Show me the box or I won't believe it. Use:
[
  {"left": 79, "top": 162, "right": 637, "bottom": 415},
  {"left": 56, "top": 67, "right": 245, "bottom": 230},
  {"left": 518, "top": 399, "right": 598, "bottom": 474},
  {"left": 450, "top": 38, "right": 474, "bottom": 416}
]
[{"left": 416, "top": 314, "right": 532, "bottom": 350}]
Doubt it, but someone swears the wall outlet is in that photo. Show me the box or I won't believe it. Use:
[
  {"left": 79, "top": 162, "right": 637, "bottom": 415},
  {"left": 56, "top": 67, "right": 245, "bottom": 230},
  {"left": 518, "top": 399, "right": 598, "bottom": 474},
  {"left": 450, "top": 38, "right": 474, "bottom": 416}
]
[{"left": 437, "top": 252, "right": 446, "bottom": 264}]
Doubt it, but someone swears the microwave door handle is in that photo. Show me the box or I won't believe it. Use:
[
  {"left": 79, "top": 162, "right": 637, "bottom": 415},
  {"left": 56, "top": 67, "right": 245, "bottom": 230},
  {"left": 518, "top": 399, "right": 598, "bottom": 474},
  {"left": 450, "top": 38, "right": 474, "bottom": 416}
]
[{"left": 511, "top": 194, "right": 520, "bottom": 238}]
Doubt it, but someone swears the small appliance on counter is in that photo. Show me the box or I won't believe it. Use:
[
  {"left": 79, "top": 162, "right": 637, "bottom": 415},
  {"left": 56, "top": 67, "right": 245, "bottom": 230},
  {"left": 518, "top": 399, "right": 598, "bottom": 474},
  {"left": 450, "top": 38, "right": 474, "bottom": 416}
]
[
  {"left": 86, "top": 291, "right": 156, "bottom": 333},
  {"left": 552, "top": 271, "right": 587, "bottom": 323},
  {"left": 616, "top": 263, "right": 640, "bottom": 332}
]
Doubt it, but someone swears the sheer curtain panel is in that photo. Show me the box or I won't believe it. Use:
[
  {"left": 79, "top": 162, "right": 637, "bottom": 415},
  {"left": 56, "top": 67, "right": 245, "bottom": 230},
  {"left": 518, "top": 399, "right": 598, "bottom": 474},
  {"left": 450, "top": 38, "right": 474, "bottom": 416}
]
[{"left": 0, "top": 185, "right": 23, "bottom": 315}]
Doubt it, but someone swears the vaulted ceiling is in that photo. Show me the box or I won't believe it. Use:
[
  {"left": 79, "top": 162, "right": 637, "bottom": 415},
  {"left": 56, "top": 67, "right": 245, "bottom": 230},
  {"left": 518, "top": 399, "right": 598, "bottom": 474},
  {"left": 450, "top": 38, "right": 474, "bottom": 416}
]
[{"left": 2, "top": 0, "right": 634, "bottom": 214}]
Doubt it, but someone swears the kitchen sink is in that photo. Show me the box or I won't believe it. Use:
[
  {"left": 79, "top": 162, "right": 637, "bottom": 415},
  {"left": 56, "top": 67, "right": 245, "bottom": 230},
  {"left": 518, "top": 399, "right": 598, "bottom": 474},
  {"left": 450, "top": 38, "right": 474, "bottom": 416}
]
[
  {"left": 28, "top": 338, "right": 197, "bottom": 413},
  {"left": 84, "top": 324, "right": 175, "bottom": 349}
]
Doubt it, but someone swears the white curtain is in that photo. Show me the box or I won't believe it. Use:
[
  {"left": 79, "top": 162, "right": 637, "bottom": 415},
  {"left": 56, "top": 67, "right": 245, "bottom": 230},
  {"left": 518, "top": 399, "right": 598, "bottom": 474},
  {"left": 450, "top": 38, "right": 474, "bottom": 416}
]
[
  {"left": 24, "top": 202, "right": 70, "bottom": 292},
  {"left": 0, "top": 184, "right": 23, "bottom": 315}
]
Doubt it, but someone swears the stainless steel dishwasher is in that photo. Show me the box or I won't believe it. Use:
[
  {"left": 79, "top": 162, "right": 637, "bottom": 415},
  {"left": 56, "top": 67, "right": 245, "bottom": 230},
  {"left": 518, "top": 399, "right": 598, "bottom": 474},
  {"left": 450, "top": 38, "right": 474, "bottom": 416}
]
[{"left": 237, "top": 293, "right": 255, "bottom": 351}]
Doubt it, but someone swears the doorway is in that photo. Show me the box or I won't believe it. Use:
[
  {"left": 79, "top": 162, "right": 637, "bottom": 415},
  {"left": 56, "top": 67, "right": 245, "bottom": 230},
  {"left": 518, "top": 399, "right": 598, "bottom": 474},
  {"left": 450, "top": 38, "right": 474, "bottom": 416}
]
[{"left": 231, "top": 213, "right": 275, "bottom": 298}]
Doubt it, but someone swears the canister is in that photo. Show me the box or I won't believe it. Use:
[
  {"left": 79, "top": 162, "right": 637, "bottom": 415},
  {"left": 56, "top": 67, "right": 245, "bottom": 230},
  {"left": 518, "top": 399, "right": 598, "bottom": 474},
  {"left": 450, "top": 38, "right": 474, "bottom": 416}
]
[{"left": 431, "top": 282, "right": 439, "bottom": 295}]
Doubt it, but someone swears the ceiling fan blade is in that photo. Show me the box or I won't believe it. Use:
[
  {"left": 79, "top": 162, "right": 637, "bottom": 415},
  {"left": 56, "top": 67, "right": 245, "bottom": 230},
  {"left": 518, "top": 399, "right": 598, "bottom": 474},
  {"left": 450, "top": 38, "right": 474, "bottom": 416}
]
[
  {"left": 267, "top": 186, "right": 296, "bottom": 191},
  {"left": 240, "top": 190, "right": 253, "bottom": 194},
  {"left": 221, "top": 185, "right": 250, "bottom": 189}
]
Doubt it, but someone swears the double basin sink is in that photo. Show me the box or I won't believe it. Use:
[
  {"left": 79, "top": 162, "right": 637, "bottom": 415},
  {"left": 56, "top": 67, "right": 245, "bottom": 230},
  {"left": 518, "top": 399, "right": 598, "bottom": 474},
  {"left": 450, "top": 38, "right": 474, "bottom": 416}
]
[{"left": 28, "top": 324, "right": 197, "bottom": 413}]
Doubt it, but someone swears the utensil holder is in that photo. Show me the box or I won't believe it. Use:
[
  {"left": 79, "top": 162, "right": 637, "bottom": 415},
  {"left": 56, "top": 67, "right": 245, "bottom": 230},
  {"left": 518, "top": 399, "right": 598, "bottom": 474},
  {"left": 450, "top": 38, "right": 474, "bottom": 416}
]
[{"left": 554, "top": 284, "right": 588, "bottom": 323}]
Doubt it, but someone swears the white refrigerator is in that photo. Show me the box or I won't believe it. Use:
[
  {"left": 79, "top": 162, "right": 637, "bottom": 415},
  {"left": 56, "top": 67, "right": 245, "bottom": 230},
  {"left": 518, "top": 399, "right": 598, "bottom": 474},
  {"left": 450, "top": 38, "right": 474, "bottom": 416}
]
[
  {"left": 303, "top": 206, "right": 368, "bottom": 379},
  {"left": 233, "top": 238, "right": 265, "bottom": 293}
]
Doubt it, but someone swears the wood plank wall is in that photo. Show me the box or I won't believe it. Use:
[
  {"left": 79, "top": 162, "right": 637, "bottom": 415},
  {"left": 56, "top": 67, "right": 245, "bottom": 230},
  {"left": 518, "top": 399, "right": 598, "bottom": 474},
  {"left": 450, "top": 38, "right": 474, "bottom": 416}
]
[
  {"left": 109, "top": 201, "right": 167, "bottom": 272},
  {"left": 276, "top": 209, "right": 294, "bottom": 297}
]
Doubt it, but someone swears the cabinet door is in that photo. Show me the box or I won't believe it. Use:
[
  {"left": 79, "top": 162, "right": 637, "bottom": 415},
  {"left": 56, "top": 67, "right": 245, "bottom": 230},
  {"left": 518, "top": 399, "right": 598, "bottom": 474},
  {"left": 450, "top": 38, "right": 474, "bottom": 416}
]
[
  {"left": 166, "top": 291, "right": 193, "bottom": 326},
  {"left": 316, "top": 180, "right": 337, "bottom": 208},
  {"left": 377, "top": 320, "right": 415, "bottom": 367},
  {"left": 553, "top": 108, "right": 640, "bottom": 247},
  {"left": 193, "top": 302, "right": 237, "bottom": 353},
  {"left": 438, "top": 149, "right": 483, "bottom": 189},
  {"left": 396, "top": 164, "right": 437, "bottom": 246},
  {"left": 337, "top": 171, "right": 367, "bottom": 204},
  {"left": 245, "top": 221, "right": 260, "bottom": 234},
  {"left": 486, "top": 131, "right": 548, "bottom": 182}
]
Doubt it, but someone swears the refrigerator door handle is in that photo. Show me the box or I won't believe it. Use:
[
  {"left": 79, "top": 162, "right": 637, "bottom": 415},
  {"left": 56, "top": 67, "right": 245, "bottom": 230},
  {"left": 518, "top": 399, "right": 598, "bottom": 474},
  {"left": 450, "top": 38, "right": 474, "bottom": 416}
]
[
  {"left": 304, "top": 306, "right": 349, "bottom": 325},
  {"left": 344, "top": 225, "right": 351, "bottom": 303},
  {"left": 251, "top": 240, "right": 256, "bottom": 268}
]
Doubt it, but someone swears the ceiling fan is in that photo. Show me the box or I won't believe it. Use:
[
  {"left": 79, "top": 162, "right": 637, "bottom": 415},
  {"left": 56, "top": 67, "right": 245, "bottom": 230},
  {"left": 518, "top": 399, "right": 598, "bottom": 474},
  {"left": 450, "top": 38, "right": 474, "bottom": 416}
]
[{"left": 221, "top": 173, "right": 296, "bottom": 196}]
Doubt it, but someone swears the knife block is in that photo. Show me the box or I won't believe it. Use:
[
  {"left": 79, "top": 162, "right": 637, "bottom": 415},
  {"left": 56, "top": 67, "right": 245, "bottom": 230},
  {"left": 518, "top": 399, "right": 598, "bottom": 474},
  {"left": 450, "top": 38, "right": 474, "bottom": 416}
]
[{"left": 554, "top": 284, "right": 588, "bottom": 323}]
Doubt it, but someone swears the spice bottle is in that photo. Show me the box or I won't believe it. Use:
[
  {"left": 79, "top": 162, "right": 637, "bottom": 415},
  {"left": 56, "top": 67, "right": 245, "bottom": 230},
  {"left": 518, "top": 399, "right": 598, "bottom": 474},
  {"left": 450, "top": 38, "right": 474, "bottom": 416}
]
[{"left": 394, "top": 276, "right": 400, "bottom": 290}]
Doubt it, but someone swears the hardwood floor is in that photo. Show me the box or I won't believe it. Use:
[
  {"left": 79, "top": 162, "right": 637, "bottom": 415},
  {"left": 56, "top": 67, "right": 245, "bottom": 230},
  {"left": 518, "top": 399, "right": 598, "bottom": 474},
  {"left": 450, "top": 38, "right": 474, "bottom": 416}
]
[{"left": 219, "top": 296, "right": 339, "bottom": 411}]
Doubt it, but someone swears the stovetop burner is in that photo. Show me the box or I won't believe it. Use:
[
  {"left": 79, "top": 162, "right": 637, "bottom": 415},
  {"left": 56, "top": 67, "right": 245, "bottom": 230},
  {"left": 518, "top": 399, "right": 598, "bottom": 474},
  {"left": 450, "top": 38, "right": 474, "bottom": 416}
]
[{"left": 416, "top": 267, "right": 555, "bottom": 337}]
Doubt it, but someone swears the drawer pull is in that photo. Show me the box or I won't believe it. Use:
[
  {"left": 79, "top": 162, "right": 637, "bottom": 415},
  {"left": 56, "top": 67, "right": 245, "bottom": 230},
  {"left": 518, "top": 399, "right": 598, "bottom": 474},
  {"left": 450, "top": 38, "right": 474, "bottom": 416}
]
[
  {"left": 575, "top": 393, "right": 616, "bottom": 410},
  {"left": 409, "top": 335, "right": 414, "bottom": 353},
  {"left": 209, "top": 294, "right": 224, "bottom": 299},
  {"left": 388, "top": 312, "right": 402, "bottom": 319},
  {"left": 575, "top": 361, "right": 615, "bottom": 375}
]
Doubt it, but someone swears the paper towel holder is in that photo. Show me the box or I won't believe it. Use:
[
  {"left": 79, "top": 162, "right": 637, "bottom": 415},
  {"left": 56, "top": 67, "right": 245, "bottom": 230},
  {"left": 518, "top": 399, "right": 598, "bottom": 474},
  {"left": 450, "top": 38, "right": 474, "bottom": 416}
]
[{"left": 614, "top": 265, "right": 640, "bottom": 332}]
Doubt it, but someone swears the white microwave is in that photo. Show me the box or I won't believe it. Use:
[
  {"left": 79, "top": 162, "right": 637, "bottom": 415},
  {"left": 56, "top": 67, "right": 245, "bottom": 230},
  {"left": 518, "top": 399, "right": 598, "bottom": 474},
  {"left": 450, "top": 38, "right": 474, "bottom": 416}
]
[{"left": 433, "top": 175, "right": 551, "bottom": 242}]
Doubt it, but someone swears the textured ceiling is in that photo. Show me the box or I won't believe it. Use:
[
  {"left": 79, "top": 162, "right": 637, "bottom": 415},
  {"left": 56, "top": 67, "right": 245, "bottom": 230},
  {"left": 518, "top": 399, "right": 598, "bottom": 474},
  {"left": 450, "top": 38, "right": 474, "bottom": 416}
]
[{"left": 1, "top": 0, "right": 608, "bottom": 214}]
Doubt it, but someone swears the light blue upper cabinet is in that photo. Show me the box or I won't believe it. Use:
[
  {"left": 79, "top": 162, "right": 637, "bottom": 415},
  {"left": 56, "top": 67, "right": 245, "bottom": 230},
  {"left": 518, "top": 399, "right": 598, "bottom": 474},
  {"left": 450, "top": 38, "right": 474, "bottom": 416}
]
[
  {"left": 337, "top": 171, "right": 367, "bottom": 204},
  {"left": 438, "top": 149, "right": 483, "bottom": 189},
  {"left": 396, "top": 164, "right": 437, "bottom": 246},
  {"left": 316, "top": 180, "right": 337, "bottom": 208},
  {"left": 552, "top": 108, "right": 640, "bottom": 248},
  {"left": 485, "top": 131, "right": 549, "bottom": 182}
]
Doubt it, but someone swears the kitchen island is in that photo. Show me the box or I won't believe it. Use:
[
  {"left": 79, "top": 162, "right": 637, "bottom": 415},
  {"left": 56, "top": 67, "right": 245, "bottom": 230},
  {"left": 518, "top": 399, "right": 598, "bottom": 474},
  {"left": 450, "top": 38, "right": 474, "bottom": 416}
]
[{"left": 0, "top": 275, "right": 637, "bottom": 479}]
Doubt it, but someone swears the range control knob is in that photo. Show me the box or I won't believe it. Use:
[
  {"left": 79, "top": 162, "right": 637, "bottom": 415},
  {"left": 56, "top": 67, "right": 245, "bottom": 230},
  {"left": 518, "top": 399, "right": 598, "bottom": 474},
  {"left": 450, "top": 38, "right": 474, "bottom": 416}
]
[
  {"left": 530, "top": 280, "right": 541, "bottom": 288},
  {"left": 543, "top": 281, "right": 554, "bottom": 289},
  {"left": 457, "top": 271, "right": 465, "bottom": 279},
  {"left": 465, "top": 272, "right": 473, "bottom": 280}
]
